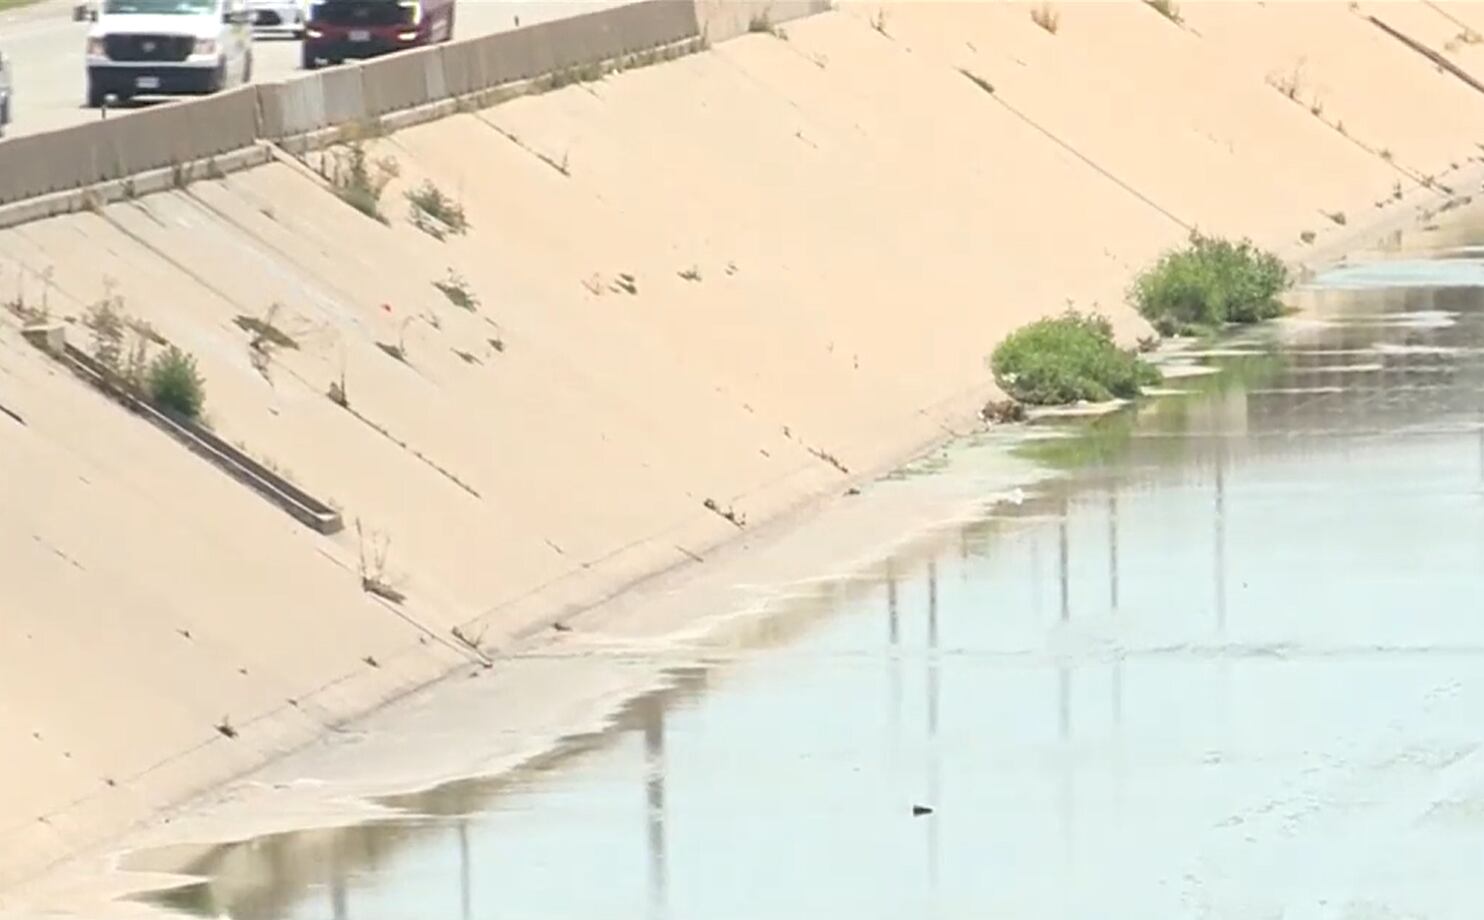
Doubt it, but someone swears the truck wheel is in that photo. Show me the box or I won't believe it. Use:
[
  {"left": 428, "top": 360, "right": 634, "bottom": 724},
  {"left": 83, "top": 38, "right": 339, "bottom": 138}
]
[
  {"left": 86, "top": 79, "right": 106, "bottom": 109},
  {"left": 300, "top": 45, "right": 319, "bottom": 70}
]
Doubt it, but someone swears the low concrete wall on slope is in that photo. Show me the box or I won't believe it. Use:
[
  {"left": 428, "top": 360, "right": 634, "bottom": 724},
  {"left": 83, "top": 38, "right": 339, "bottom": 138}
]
[{"left": 0, "top": 0, "right": 705, "bottom": 211}]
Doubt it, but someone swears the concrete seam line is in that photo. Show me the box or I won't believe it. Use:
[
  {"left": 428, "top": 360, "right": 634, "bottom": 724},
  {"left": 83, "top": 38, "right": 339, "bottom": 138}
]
[
  {"left": 976, "top": 79, "right": 1192, "bottom": 234},
  {"left": 1367, "top": 15, "right": 1484, "bottom": 98}
]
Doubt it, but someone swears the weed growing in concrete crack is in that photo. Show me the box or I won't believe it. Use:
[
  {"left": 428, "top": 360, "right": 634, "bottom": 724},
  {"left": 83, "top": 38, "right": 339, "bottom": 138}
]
[
  {"left": 376, "top": 314, "right": 420, "bottom": 365},
  {"left": 127, "top": 316, "right": 167, "bottom": 346},
  {"left": 215, "top": 717, "right": 238, "bottom": 739},
  {"left": 870, "top": 7, "right": 888, "bottom": 35},
  {"left": 809, "top": 446, "right": 849, "bottom": 474},
  {"left": 326, "top": 346, "right": 350, "bottom": 408},
  {"left": 1380, "top": 147, "right": 1394, "bottom": 161},
  {"left": 546, "top": 62, "right": 605, "bottom": 91},
  {"left": 1300, "top": 230, "right": 1317, "bottom": 244},
  {"left": 4, "top": 268, "right": 55, "bottom": 326},
  {"left": 434, "top": 268, "right": 479, "bottom": 311},
  {"left": 703, "top": 497, "right": 746, "bottom": 528},
  {"left": 1146, "top": 0, "right": 1181, "bottom": 24},
  {"left": 356, "top": 518, "right": 406, "bottom": 604},
  {"left": 325, "top": 141, "right": 398, "bottom": 224},
  {"left": 406, "top": 180, "right": 469, "bottom": 241},
  {"left": 235, "top": 303, "right": 299, "bottom": 382},
  {"left": 83, "top": 287, "right": 189, "bottom": 403},
  {"left": 1325, "top": 210, "right": 1347, "bottom": 226},
  {"left": 678, "top": 265, "right": 702, "bottom": 282},
  {"left": 1031, "top": 2, "right": 1060, "bottom": 34},
  {"left": 749, "top": 11, "right": 787, "bottom": 38},
  {"left": 959, "top": 68, "right": 995, "bottom": 95},
  {"left": 84, "top": 292, "right": 128, "bottom": 373},
  {"left": 1267, "top": 59, "right": 1306, "bottom": 100},
  {"left": 451, "top": 624, "right": 486, "bottom": 653}
]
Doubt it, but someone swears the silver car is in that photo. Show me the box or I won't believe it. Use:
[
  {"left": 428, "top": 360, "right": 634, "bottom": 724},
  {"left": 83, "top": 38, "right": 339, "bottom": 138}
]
[
  {"left": 244, "top": 0, "right": 308, "bottom": 38},
  {"left": 0, "top": 48, "right": 12, "bottom": 139}
]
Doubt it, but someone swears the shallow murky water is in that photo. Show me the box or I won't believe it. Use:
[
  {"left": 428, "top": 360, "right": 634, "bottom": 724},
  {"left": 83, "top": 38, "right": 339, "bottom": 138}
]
[{"left": 144, "top": 260, "right": 1484, "bottom": 920}]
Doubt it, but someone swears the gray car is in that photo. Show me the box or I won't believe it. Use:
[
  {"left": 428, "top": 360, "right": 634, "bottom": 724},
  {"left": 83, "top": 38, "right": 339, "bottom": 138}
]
[{"left": 0, "top": 48, "right": 12, "bottom": 139}]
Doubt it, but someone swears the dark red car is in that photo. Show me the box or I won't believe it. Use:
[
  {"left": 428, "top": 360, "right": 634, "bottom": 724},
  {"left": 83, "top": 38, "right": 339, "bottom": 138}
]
[{"left": 301, "top": 0, "right": 453, "bottom": 69}]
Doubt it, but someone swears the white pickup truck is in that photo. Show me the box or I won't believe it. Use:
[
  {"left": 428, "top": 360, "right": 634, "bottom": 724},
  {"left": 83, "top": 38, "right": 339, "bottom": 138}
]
[{"left": 83, "top": 0, "right": 254, "bottom": 108}]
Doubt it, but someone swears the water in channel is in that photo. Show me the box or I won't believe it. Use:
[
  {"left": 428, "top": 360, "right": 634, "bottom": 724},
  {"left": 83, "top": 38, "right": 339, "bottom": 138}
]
[{"left": 143, "top": 255, "right": 1484, "bottom": 919}]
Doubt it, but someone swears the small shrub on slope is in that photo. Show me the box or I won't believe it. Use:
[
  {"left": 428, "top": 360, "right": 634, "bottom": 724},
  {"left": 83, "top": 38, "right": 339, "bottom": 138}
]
[
  {"left": 1129, "top": 231, "right": 1289, "bottom": 335},
  {"left": 147, "top": 346, "right": 207, "bottom": 420},
  {"left": 991, "top": 310, "right": 1160, "bottom": 406}
]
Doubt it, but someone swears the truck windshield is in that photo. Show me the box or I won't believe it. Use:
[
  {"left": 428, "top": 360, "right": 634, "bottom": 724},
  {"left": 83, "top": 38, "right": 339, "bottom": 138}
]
[
  {"left": 310, "top": 0, "right": 416, "bottom": 25},
  {"left": 103, "top": 0, "right": 215, "bottom": 14}
]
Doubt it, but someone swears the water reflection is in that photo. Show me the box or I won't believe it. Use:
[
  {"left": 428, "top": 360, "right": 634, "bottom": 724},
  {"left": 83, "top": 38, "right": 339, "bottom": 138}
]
[{"left": 138, "top": 269, "right": 1484, "bottom": 919}]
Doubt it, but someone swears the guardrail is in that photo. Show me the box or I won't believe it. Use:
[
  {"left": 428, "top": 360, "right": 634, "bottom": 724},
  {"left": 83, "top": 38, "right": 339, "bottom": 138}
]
[{"left": 0, "top": 0, "right": 827, "bottom": 213}]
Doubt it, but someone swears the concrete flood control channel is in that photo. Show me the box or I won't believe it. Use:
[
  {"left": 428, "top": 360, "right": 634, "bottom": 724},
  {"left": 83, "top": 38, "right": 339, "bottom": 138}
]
[{"left": 131, "top": 259, "right": 1484, "bottom": 918}]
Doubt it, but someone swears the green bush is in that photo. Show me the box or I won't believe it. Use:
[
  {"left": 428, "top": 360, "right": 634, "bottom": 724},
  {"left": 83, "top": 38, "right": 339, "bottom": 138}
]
[
  {"left": 1128, "top": 231, "right": 1289, "bottom": 335},
  {"left": 991, "top": 310, "right": 1160, "bottom": 406},
  {"left": 147, "top": 346, "right": 206, "bottom": 420}
]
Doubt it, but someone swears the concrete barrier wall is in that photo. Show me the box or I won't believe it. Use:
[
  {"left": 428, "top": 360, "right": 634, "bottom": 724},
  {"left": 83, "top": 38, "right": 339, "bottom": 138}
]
[
  {"left": 359, "top": 45, "right": 447, "bottom": 119},
  {"left": 0, "top": 0, "right": 711, "bottom": 208},
  {"left": 694, "top": 0, "right": 831, "bottom": 43},
  {"left": 257, "top": 64, "right": 371, "bottom": 139},
  {"left": 0, "top": 86, "right": 258, "bottom": 206}
]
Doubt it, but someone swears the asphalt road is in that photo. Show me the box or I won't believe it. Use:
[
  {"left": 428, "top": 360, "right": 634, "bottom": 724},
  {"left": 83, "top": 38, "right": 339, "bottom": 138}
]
[{"left": 0, "top": 0, "right": 626, "bottom": 139}]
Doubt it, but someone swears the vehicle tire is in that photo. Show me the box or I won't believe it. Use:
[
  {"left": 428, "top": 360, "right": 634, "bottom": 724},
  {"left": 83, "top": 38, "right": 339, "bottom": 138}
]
[
  {"left": 86, "top": 79, "right": 106, "bottom": 109},
  {"left": 300, "top": 45, "right": 318, "bottom": 70}
]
